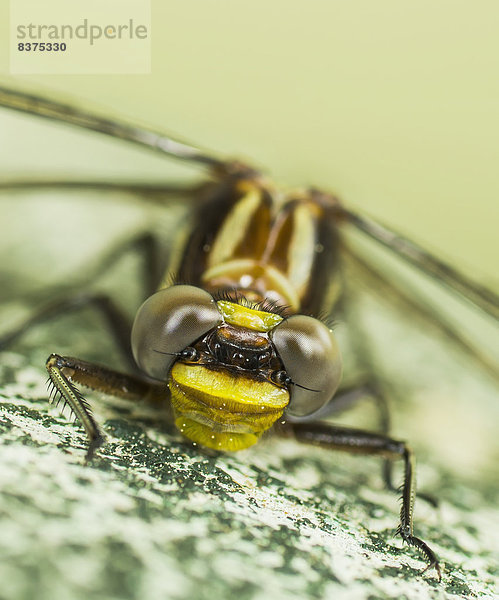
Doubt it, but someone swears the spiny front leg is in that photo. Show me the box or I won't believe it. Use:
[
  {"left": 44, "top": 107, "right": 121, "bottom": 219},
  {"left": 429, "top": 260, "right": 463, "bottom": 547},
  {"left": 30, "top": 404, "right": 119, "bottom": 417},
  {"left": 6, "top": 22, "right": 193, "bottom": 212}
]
[
  {"left": 46, "top": 354, "right": 165, "bottom": 460},
  {"left": 46, "top": 354, "right": 105, "bottom": 460},
  {"left": 287, "top": 422, "right": 441, "bottom": 581},
  {"left": 396, "top": 444, "right": 441, "bottom": 578}
]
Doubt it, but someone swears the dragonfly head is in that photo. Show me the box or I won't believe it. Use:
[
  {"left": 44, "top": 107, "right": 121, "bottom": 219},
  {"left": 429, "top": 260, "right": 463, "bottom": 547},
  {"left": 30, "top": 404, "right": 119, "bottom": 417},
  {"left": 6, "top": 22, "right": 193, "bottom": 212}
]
[{"left": 131, "top": 285, "right": 342, "bottom": 451}]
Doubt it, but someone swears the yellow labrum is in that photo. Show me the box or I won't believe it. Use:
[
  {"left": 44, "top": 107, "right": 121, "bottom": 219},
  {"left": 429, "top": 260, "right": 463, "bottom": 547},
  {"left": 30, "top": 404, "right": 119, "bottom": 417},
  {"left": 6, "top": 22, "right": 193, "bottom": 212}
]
[
  {"left": 217, "top": 300, "right": 283, "bottom": 332},
  {"left": 169, "top": 363, "right": 289, "bottom": 451}
]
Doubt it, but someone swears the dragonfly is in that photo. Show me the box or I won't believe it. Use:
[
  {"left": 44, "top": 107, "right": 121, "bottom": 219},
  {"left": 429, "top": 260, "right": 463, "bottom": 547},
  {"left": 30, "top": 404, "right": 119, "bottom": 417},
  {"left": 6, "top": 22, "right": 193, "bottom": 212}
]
[{"left": 0, "top": 86, "right": 497, "bottom": 582}]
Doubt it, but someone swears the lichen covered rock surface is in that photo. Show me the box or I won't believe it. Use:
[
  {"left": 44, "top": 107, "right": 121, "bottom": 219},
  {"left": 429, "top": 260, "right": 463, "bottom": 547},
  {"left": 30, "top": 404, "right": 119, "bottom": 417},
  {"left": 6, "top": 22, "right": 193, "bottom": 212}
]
[{"left": 0, "top": 351, "right": 498, "bottom": 600}]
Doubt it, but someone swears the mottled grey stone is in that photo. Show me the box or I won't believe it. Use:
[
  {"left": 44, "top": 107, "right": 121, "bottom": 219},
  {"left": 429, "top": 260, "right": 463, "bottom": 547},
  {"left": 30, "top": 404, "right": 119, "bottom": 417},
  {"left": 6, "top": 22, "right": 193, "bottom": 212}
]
[{"left": 0, "top": 345, "right": 498, "bottom": 600}]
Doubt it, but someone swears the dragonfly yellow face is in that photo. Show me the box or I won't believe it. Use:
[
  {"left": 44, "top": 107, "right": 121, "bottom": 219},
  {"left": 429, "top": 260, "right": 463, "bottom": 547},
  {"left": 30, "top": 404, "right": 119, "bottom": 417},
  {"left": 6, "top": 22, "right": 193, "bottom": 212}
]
[
  {"left": 167, "top": 302, "right": 291, "bottom": 452},
  {"left": 1, "top": 86, "right": 498, "bottom": 581}
]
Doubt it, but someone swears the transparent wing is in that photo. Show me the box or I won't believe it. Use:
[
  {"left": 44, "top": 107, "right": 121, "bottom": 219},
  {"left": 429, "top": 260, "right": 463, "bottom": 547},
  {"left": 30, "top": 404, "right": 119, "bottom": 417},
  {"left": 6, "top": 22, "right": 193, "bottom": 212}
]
[
  {"left": 340, "top": 206, "right": 499, "bottom": 320},
  {"left": 0, "top": 85, "right": 225, "bottom": 169},
  {"left": 333, "top": 223, "right": 498, "bottom": 493},
  {"left": 0, "top": 83, "right": 215, "bottom": 291}
]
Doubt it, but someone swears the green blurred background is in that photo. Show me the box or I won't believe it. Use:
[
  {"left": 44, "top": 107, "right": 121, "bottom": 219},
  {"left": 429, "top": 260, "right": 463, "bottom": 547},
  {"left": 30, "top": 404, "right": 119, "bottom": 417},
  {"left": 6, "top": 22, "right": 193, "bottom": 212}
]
[{"left": 0, "top": 0, "right": 498, "bottom": 284}]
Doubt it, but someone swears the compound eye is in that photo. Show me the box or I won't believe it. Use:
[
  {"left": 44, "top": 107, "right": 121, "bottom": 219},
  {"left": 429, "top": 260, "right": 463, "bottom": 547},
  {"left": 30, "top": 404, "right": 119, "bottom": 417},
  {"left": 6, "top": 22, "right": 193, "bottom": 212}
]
[
  {"left": 131, "top": 285, "right": 222, "bottom": 380},
  {"left": 269, "top": 315, "right": 342, "bottom": 417}
]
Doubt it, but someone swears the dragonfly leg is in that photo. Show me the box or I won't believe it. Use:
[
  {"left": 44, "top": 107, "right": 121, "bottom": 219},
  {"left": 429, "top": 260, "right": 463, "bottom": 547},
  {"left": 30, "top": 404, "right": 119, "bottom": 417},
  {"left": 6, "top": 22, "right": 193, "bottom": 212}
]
[
  {"left": 311, "top": 380, "right": 438, "bottom": 506},
  {"left": 293, "top": 379, "right": 391, "bottom": 443},
  {"left": 0, "top": 292, "right": 136, "bottom": 370},
  {"left": 335, "top": 382, "right": 401, "bottom": 496},
  {"left": 342, "top": 247, "right": 499, "bottom": 381},
  {"left": 80, "top": 231, "right": 163, "bottom": 298},
  {"left": 46, "top": 353, "right": 167, "bottom": 460},
  {"left": 311, "top": 376, "right": 400, "bottom": 490},
  {"left": 287, "top": 421, "right": 442, "bottom": 581},
  {"left": 327, "top": 379, "right": 391, "bottom": 432},
  {"left": 0, "top": 231, "right": 166, "bottom": 371}
]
